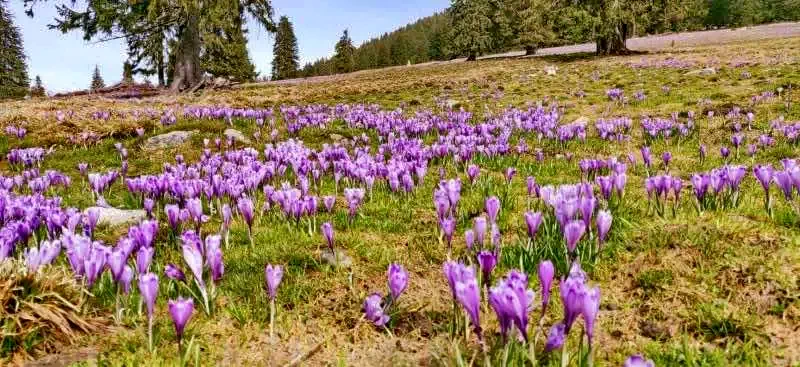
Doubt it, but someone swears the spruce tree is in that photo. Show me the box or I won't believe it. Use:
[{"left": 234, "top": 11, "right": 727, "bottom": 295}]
[
  {"left": 271, "top": 16, "right": 299, "bottom": 80},
  {"left": 90, "top": 65, "right": 105, "bottom": 90},
  {"left": 0, "top": 0, "right": 29, "bottom": 100},
  {"left": 333, "top": 29, "right": 356, "bottom": 73},
  {"left": 449, "top": 0, "right": 494, "bottom": 61},
  {"left": 30, "top": 75, "right": 45, "bottom": 98}
]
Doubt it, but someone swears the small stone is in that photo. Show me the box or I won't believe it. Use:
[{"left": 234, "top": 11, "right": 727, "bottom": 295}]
[
  {"left": 544, "top": 65, "right": 558, "bottom": 76},
  {"left": 329, "top": 134, "right": 344, "bottom": 142},
  {"left": 85, "top": 206, "right": 146, "bottom": 227},
  {"left": 573, "top": 116, "right": 589, "bottom": 125},
  {"left": 686, "top": 67, "right": 716, "bottom": 76},
  {"left": 445, "top": 99, "right": 460, "bottom": 109},
  {"left": 143, "top": 130, "right": 196, "bottom": 150},
  {"left": 321, "top": 249, "right": 353, "bottom": 268},
  {"left": 224, "top": 128, "right": 251, "bottom": 145}
]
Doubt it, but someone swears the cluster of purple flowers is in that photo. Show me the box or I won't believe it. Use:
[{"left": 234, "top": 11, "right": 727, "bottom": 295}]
[
  {"left": 606, "top": 88, "right": 624, "bottom": 101},
  {"left": 595, "top": 117, "right": 632, "bottom": 141},
  {"left": 7, "top": 147, "right": 47, "bottom": 168},
  {"left": 641, "top": 114, "right": 694, "bottom": 140},
  {"left": 690, "top": 165, "right": 748, "bottom": 211},
  {"left": 770, "top": 117, "right": 800, "bottom": 143},
  {"left": 5, "top": 125, "right": 27, "bottom": 139}
]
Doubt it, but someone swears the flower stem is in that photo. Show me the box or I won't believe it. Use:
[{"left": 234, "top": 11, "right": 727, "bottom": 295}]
[
  {"left": 270, "top": 298, "right": 275, "bottom": 338},
  {"left": 147, "top": 316, "right": 154, "bottom": 352}
]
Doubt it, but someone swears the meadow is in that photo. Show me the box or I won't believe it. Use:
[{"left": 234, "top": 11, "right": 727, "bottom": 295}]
[{"left": 1, "top": 37, "right": 799, "bottom": 366}]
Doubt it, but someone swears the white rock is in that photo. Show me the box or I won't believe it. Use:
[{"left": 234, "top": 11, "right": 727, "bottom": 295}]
[
  {"left": 85, "top": 207, "right": 146, "bottom": 227},
  {"left": 320, "top": 249, "right": 353, "bottom": 268},
  {"left": 686, "top": 67, "right": 716, "bottom": 76},
  {"left": 224, "top": 128, "right": 252, "bottom": 145},
  {"left": 545, "top": 65, "right": 558, "bottom": 75},
  {"left": 143, "top": 130, "right": 196, "bottom": 150}
]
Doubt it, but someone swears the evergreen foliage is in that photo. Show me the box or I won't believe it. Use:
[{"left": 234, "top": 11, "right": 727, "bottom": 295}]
[
  {"left": 90, "top": 65, "right": 105, "bottom": 90},
  {"left": 30, "top": 75, "right": 45, "bottom": 98},
  {"left": 0, "top": 0, "right": 29, "bottom": 100},
  {"left": 333, "top": 29, "right": 356, "bottom": 73},
  {"left": 271, "top": 16, "right": 299, "bottom": 80}
]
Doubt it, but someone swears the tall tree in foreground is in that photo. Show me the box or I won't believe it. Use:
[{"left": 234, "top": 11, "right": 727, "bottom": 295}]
[
  {"left": 30, "top": 75, "right": 45, "bottom": 97},
  {"left": 449, "top": 0, "right": 494, "bottom": 61},
  {"left": 122, "top": 62, "right": 134, "bottom": 84},
  {"left": 0, "top": 0, "right": 29, "bottom": 100},
  {"left": 24, "top": 0, "right": 275, "bottom": 91},
  {"left": 271, "top": 15, "right": 299, "bottom": 80},
  {"left": 333, "top": 29, "right": 356, "bottom": 73},
  {"left": 582, "top": 0, "right": 646, "bottom": 54},
  {"left": 90, "top": 65, "right": 105, "bottom": 90}
]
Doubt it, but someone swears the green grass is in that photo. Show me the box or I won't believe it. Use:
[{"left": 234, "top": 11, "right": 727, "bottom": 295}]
[{"left": 1, "top": 37, "right": 799, "bottom": 365}]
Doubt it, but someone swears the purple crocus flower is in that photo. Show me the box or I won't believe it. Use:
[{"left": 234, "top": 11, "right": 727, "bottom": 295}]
[
  {"left": 464, "top": 229, "right": 475, "bottom": 250},
  {"left": 538, "top": 260, "right": 554, "bottom": 312},
  {"left": 120, "top": 265, "right": 133, "bottom": 294},
  {"left": 582, "top": 286, "right": 601, "bottom": 345},
  {"left": 265, "top": 264, "right": 284, "bottom": 300},
  {"left": 467, "top": 164, "right": 480, "bottom": 184},
  {"left": 138, "top": 272, "right": 159, "bottom": 318},
  {"left": 524, "top": 211, "right": 543, "bottom": 239},
  {"left": 563, "top": 220, "right": 586, "bottom": 253},
  {"left": 165, "top": 263, "right": 186, "bottom": 282},
  {"left": 165, "top": 204, "right": 182, "bottom": 232},
  {"left": 579, "top": 196, "right": 595, "bottom": 230},
  {"left": 78, "top": 162, "right": 89, "bottom": 176},
  {"left": 526, "top": 176, "right": 537, "bottom": 197},
  {"left": 774, "top": 171, "right": 794, "bottom": 199},
  {"left": 143, "top": 198, "right": 154, "bottom": 218},
  {"left": 237, "top": 196, "right": 255, "bottom": 230},
  {"left": 477, "top": 251, "right": 496, "bottom": 283},
  {"left": 109, "top": 249, "right": 127, "bottom": 282},
  {"left": 720, "top": 146, "right": 730, "bottom": 159},
  {"left": 387, "top": 263, "right": 408, "bottom": 301},
  {"left": 473, "top": 216, "right": 487, "bottom": 248},
  {"left": 136, "top": 246, "right": 155, "bottom": 274},
  {"left": 640, "top": 146, "right": 652, "bottom": 168},
  {"left": 182, "top": 237, "right": 205, "bottom": 287},
  {"left": 662, "top": 151, "right": 672, "bottom": 168},
  {"left": 168, "top": 297, "right": 195, "bottom": 347},
  {"left": 205, "top": 234, "right": 224, "bottom": 283},
  {"left": 505, "top": 167, "right": 516, "bottom": 183},
  {"left": 443, "top": 261, "right": 482, "bottom": 336},
  {"left": 545, "top": 322, "right": 566, "bottom": 351},
  {"left": 485, "top": 196, "right": 501, "bottom": 224},
  {"left": 623, "top": 355, "right": 655, "bottom": 367},
  {"left": 754, "top": 164, "right": 773, "bottom": 193},
  {"left": 363, "top": 293, "right": 390, "bottom": 326},
  {"left": 321, "top": 222, "right": 334, "bottom": 252},
  {"left": 323, "top": 195, "right": 336, "bottom": 212},
  {"left": 596, "top": 210, "right": 612, "bottom": 244},
  {"left": 440, "top": 217, "right": 455, "bottom": 248}
]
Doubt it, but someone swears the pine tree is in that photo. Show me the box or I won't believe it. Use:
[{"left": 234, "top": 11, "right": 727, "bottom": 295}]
[
  {"left": 90, "top": 65, "right": 105, "bottom": 90},
  {"left": 30, "top": 75, "right": 45, "bottom": 98},
  {"left": 333, "top": 29, "right": 356, "bottom": 73},
  {"left": 449, "top": 0, "right": 494, "bottom": 61},
  {"left": 271, "top": 16, "right": 299, "bottom": 80},
  {"left": 0, "top": 0, "right": 29, "bottom": 100}
]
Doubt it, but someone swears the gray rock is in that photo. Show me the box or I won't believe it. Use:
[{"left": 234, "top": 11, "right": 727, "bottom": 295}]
[
  {"left": 573, "top": 116, "right": 589, "bottom": 125},
  {"left": 329, "top": 134, "right": 344, "bottom": 142},
  {"left": 445, "top": 99, "right": 460, "bottom": 109},
  {"left": 143, "top": 130, "right": 196, "bottom": 150},
  {"left": 321, "top": 249, "right": 353, "bottom": 268},
  {"left": 686, "top": 67, "right": 716, "bottom": 76},
  {"left": 224, "top": 128, "right": 251, "bottom": 145},
  {"left": 85, "top": 207, "right": 146, "bottom": 227}
]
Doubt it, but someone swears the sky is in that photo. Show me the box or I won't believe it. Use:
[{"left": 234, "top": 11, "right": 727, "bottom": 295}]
[{"left": 8, "top": 0, "right": 449, "bottom": 93}]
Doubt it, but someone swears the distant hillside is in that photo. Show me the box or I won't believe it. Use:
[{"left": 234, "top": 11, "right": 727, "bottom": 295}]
[{"left": 300, "top": 0, "right": 800, "bottom": 78}]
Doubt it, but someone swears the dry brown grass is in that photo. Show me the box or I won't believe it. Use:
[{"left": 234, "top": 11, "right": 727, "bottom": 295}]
[{"left": 0, "top": 260, "right": 109, "bottom": 364}]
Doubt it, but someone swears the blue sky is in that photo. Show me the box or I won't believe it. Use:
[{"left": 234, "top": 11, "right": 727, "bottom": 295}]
[{"left": 8, "top": 0, "right": 449, "bottom": 92}]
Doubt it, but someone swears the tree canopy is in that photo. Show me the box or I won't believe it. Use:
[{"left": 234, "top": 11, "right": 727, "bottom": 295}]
[{"left": 271, "top": 16, "right": 299, "bottom": 80}]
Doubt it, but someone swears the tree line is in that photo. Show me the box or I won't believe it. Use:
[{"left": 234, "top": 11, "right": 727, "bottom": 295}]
[
  {"left": 1, "top": 0, "right": 799, "bottom": 99},
  {"left": 297, "top": 0, "right": 800, "bottom": 77}
]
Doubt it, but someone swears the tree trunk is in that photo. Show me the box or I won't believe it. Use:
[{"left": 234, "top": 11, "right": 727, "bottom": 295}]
[
  {"left": 525, "top": 45, "right": 537, "bottom": 56},
  {"left": 466, "top": 52, "right": 477, "bottom": 61},
  {"left": 595, "top": 23, "right": 629, "bottom": 55},
  {"left": 170, "top": 12, "right": 203, "bottom": 92}
]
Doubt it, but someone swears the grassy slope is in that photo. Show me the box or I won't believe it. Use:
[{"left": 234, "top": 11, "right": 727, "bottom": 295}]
[{"left": 1, "top": 37, "right": 799, "bottom": 366}]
